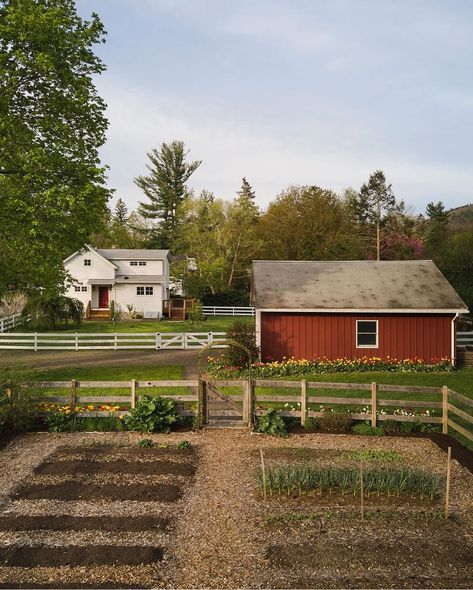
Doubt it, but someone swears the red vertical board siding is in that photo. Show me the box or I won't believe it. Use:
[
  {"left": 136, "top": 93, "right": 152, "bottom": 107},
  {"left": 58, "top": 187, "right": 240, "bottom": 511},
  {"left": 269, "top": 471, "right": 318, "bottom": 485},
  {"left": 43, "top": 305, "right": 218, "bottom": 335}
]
[{"left": 260, "top": 313, "right": 454, "bottom": 362}]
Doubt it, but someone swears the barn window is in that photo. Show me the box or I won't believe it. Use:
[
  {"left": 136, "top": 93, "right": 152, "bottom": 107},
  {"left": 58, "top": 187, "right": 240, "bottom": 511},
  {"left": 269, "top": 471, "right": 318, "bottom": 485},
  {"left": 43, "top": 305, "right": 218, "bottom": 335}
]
[
  {"left": 84, "top": 259, "right": 91, "bottom": 266},
  {"left": 356, "top": 320, "right": 378, "bottom": 348}
]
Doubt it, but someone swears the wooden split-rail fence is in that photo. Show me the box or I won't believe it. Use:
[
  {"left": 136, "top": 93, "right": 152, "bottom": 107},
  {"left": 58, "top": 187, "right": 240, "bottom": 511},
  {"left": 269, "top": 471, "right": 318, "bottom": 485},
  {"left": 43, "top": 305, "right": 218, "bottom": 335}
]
[{"left": 24, "top": 378, "right": 473, "bottom": 442}]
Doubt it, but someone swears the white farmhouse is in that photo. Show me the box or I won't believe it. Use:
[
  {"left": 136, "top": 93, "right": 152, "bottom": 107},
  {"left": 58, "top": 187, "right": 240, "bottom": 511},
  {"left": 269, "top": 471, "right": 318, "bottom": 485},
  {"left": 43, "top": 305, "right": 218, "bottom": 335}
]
[{"left": 63, "top": 246, "right": 170, "bottom": 319}]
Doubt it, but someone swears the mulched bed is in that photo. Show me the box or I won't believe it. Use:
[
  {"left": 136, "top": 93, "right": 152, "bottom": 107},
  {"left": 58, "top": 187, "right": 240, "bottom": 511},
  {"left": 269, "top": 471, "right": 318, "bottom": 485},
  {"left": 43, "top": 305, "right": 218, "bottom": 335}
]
[
  {"left": 0, "top": 515, "right": 170, "bottom": 532},
  {"left": 34, "top": 459, "right": 195, "bottom": 476},
  {"left": 12, "top": 482, "right": 182, "bottom": 502},
  {"left": 52, "top": 444, "right": 195, "bottom": 459},
  {"left": 0, "top": 545, "right": 163, "bottom": 567}
]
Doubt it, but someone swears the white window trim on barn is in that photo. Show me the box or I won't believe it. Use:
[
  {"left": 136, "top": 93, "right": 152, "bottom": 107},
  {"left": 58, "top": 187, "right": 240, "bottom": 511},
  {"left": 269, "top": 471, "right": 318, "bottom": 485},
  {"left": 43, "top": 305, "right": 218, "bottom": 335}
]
[{"left": 356, "top": 320, "right": 379, "bottom": 348}]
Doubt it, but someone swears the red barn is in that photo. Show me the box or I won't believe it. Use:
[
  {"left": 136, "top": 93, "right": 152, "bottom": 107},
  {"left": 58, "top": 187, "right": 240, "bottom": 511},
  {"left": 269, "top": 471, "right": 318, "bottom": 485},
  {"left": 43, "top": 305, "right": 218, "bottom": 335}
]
[{"left": 251, "top": 260, "right": 468, "bottom": 365}]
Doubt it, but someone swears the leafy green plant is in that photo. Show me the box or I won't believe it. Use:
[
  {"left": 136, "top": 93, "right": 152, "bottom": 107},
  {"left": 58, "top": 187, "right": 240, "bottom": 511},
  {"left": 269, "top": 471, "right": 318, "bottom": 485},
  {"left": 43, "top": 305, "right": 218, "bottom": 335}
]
[
  {"left": 24, "top": 293, "right": 83, "bottom": 330},
  {"left": 44, "top": 412, "right": 72, "bottom": 432},
  {"left": 352, "top": 423, "right": 385, "bottom": 436},
  {"left": 254, "top": 409, "right": 288, "bottom": 437},
  {"left": 0, "top": 369, "right": 38, "bottom": 434},
  {"left": 186, "top": 301, "right": 205, "bottom": 328},
  {"left": 126, "top": 395, "right": 178, "bottom": 433},
  {"left": 138, "top": 438, "right": 154, "bottom": 448},
  {"left": 318, "top": 411, "right": 352, "bottom": 433},
  {"left": 340, "top": 449, "right": 402, "bottom": 462},
  {"left": 223, "top": 320, "right": 260, "bottom": 369},
  {"left": 303, "top": 417, "right": 318, "bottom": 432},
  {"left": 382, "top": 420, "right": 400, "bottom": 435},
  {"left": 177, "top": 440, "right": 192, "bottom": 450}
]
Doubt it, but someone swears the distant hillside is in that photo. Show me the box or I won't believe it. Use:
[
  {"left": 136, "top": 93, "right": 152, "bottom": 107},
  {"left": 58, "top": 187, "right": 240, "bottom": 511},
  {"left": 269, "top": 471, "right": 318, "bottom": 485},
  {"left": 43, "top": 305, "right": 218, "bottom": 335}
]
[{"left": 448, "top": 203, "right": 473, "bottom": 232}]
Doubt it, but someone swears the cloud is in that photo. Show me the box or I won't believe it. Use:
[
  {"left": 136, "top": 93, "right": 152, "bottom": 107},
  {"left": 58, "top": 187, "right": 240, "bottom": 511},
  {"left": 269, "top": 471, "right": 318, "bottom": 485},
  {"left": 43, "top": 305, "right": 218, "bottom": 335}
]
[{"left": 99, "top": 80, "right": 473, "bottom": 213}]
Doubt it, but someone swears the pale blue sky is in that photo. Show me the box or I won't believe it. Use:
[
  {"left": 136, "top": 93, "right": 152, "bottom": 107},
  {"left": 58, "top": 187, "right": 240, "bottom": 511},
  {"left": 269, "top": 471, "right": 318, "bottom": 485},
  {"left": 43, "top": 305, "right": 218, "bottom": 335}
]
[{"left": 77, "top": 0, "right": 473, "bottom": 213}]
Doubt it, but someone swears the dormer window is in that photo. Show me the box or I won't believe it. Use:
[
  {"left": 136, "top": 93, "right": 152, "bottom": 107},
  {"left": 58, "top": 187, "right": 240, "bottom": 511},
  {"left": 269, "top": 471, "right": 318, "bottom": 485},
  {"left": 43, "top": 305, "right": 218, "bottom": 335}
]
[{"left": 84, "top": 259, "right": 91, "bottom": 266}]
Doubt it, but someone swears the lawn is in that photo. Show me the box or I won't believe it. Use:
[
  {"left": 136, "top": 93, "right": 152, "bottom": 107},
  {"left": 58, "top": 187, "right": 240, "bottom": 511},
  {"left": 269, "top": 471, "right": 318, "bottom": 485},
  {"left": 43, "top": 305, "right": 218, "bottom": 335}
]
[
  {"left": 32, "top": 365, "right": 189, "bottom": 401},
  {"left": 15, "top": 316, "right": 254, "bottom": 334}
]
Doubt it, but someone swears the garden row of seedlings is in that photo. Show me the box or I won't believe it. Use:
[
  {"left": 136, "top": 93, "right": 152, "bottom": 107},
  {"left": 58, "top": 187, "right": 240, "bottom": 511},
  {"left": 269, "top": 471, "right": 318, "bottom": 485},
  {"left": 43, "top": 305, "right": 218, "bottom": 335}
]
[
  {"left": 259, "top": 464, "right": 444, "bottom": 501},
  {"left": 0, "top": 442, "right": 196, "bottom": 589}
]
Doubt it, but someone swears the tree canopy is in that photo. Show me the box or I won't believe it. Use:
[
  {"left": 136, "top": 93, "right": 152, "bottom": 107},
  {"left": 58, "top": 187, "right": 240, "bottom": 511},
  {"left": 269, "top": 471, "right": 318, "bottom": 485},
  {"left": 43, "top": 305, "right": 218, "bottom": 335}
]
[{"left": 0, "top": 0, "right": 110, "bottom": 295}]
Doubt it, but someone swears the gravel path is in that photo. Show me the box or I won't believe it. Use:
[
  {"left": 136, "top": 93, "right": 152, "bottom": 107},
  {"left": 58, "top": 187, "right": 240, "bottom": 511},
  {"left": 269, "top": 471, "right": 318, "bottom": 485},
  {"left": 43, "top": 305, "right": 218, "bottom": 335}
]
[{"left": 0, "top": 431, "right": 472, "bottom": 588}]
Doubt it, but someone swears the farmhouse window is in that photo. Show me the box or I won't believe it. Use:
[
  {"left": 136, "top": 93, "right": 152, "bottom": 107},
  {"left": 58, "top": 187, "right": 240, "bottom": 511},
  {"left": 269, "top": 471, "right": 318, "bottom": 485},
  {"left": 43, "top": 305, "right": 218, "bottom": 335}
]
[
  {"left": 130, "top": 261, "right": 147, "bottom": 266},
  {"left": 84, "top": 259, "right": 91, "bottom": 266},
  {"left": 356, "top": 320, "right": 378, "bottom": 348},
  {"left": 81, "top": 286, "right": 88, "bottom": 292},
  {"left": 136, "top": 286, "right": 154, "bottom": 295},
  {"left": 74, "top": 286, "right": 81, "bottom": 292}
]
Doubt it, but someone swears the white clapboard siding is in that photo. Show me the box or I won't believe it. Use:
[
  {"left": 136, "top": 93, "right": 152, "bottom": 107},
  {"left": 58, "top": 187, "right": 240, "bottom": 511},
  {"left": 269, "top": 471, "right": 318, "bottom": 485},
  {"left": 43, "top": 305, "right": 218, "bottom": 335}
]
[
  {"left": 202, "top": 306, "right": 255, "bottom": 316},
  {"left": 0, "top": 331, "right": 227, "bottom": 350}
]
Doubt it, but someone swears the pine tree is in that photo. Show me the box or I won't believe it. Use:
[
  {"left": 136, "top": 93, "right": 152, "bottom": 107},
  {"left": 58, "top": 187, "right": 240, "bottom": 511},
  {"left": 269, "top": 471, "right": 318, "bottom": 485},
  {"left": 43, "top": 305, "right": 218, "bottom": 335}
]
[
  {"left": 114, "top": 198, "right": 128, "bottom": 225},
  {"left": 424, "top": 201, "right": 449, "bottom": 261},
  {"left": 135, "top": 141, "right": 201, "bottom": 248},
  {"left": 351, "top": 170, "right": 404, "bottom": 260}
]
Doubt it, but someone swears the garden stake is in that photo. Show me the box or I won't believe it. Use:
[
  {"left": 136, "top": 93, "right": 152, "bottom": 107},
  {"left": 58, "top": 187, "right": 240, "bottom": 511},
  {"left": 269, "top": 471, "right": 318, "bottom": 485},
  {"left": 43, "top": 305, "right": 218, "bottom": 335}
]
[
  {"left": 360, "top": 461, "right": 364, "bottom": 521},
  {"left": 260, "top": 449, "right": 267, "bottom": 501},
  {"left": 445, "top": 446, "right": 451, "bottom": 519}
]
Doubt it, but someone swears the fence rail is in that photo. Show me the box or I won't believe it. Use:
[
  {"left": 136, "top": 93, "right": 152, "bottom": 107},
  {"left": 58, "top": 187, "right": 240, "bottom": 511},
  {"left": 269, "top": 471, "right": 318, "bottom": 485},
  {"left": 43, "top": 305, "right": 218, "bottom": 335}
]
[
  {"left": 22, "top": 378, "right": 473, "bottom": 444},
  {"left": 0, "top": 331, "right": 227, "bottom": 350},
  {"left": 0, "top": 313, "right": 25, "bottom": 333},
  {"left": 457, "top": 331, "right": 473, "bottom": 347},
  {"left": 202, "top": 306, "right": 255, "bottom": 316}
]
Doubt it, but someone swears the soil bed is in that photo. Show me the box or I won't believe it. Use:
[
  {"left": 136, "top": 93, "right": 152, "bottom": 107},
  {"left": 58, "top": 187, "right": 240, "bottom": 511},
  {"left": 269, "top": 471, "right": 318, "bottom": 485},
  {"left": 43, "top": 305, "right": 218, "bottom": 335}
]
[
  {"left": 12, "top": 482, "right": 182, "bottom": 502},
  {"left": 0, "top": 545, "right": 163, "bottom": 567},
  {"left": 34, "top": 459, "right": 195, "bottom": 476},
  {"left": 0, "top": 515, "right": 169, "bottom": 532}
]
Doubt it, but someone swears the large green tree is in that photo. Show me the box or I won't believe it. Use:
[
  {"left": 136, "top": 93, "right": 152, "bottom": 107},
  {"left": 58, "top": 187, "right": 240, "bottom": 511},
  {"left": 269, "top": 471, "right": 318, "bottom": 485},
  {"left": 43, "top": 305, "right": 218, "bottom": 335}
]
[
  {"left": 348, "top": 170, "right": 405, "bottom": 260},
  {"left": 0, "top": 0, "right": 110, "bottom": 294},
  {"left": 135, "top": 141, "right": 201, "bottom": 248},
  {"left": 260, "top": 185, "right": 361, "bottom": 260}
]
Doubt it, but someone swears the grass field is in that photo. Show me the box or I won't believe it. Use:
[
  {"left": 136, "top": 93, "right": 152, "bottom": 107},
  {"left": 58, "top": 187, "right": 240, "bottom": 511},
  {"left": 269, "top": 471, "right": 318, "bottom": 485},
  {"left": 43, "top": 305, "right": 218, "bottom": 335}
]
[
  {"left": 33, "top": 365, "right": 188, "bottom": 401},
  {"left": 15, "top": 316, "right": 254, "bottom": 334}
]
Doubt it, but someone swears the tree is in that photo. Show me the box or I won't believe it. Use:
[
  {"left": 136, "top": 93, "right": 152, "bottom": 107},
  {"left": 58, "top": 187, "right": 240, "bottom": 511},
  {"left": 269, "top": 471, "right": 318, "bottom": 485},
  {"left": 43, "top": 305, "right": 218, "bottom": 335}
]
[
  {"left": 424, "top": 201, "right": 449, "bottom": 261},
  {"left": 0, "top": 0, "right": 110, "bottom": 295},
  {"left": 259, "top": 185, "right": 361, "bottom": 260},
  {"left": 114, "top": 198, "right": 128, "bottom": 225},
  {"left": 349, "top": 171, "right": 404, "bottom": 260},
  {"left": 224, "top": 178, "right": 261, "bottom": 289},
  {"left": 135, "top": 141, "right": 201, "bottom": 248}
]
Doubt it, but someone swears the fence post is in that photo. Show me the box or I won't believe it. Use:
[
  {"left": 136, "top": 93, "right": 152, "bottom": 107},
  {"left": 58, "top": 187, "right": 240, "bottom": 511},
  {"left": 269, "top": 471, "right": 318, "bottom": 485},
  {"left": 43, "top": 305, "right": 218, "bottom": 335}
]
[
  {"left": 70, "top": 379, "right": 77, "bottom": 414},
  {"left": 131, "top": 379, "right": 137, "bottom": 409},
  {"left": 242, "top": 380, "right": 249, "bottom": 425},
  {"left": 208, "top": 332, "right": 213, "bottom": 347},
  {"left": 301, "top": 379, "right": 307, "bottom": 426},
  {"left": 0, "top": 318, "right": 4, "bottom": 333},
  {"left": 156, "top": 333, "right": 161, "bottom": 350},
  {"left": 371, "top": 382, "right": 377, "bottom": 427},
  {"left": 75, "top": 333, "right": 78, "bottom": 352},
  {"left": 248, "top": 378, "right": 255, "bottom": 428},
  {"left": 183, "top": 333, "right": 187, "bottom": 350},
  {"left": 34, "top": 332, "right": 38, "bottom": 352},
  {"left": 202, "top": 380, "right": 208, "bottom": 426},
  {"left": 442, "top": 386, "right": 448, "bottom": 434},
  {"left": 114, "top": 333, "right": 118, "bottom": 351}
]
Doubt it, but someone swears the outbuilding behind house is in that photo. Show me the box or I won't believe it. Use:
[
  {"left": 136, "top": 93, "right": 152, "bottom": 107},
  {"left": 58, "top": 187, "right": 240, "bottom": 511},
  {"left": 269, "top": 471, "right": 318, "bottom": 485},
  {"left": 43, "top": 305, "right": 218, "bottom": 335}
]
[{"left": 251, "top": 260, "right": 468, "bottom": 364}]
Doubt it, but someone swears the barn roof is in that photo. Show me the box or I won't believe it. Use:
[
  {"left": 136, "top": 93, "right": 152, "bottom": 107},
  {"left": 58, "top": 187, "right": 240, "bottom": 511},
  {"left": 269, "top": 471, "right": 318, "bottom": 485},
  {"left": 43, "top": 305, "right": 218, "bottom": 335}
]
[{"left": 251, "top": 260, "right": 468, "bottom": 313}]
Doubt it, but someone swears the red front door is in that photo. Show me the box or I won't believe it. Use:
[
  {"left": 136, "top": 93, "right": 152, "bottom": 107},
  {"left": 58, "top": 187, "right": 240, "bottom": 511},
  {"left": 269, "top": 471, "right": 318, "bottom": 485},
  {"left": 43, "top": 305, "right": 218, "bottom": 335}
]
[{"left": 98, "top": 286, "right": 109, "bottom": 308}]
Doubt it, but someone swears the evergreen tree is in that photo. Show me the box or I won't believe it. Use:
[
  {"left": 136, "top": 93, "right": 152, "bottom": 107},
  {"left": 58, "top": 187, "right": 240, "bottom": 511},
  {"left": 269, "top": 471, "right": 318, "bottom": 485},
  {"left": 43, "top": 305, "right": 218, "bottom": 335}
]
[
  {"left": 350, "top": 170, "right": 405, "bottom": 260},
  {"left": 424, "top": 201, "right": 449, "bottom": 261},
  {"left": 135, "top": 141, "right": 201, "bottom": 248},
  {"left": 114, "top": 198, "right": 128, "bottom": 225}
]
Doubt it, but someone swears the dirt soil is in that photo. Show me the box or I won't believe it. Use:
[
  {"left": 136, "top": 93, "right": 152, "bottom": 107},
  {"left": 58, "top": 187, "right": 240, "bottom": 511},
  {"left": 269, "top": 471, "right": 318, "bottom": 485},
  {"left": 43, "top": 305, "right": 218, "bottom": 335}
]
[
  {"left": 34, "top": 459, "right": 196, "bottom": 476},
  {"left": 0, "top": 431, "right": 471, "bottom": 589},
  {"left": 0, "top": 515, "right": 169, "bottom": 532}
]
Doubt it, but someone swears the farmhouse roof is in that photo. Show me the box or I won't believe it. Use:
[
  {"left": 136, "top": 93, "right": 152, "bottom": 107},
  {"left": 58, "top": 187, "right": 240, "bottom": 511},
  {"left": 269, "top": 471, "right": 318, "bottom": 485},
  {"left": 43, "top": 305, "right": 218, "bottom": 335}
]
[
  {"left": 251, "top": 260, "right": 469, "bottom": 313},
  {"left": 96, "top": 248, "right": 169, "bottom": 260},
  {"left": 115, "top": 275, "right": 164, "bottom": 284}
]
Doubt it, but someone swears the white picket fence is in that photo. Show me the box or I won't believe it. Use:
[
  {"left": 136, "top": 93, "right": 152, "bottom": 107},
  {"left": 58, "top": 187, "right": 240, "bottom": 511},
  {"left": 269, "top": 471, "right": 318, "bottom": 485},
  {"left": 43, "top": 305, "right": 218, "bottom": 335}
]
[
  {"left": 0, "top": 331, "right": 227, "bottom": 351},
  {"left": 0, "top": 313, "right": 26, "bottom": 333},
  {"left": 457, "top": 331, "right": 473, "bottom": 347},
  {"left": 202, "top": 306, "right": 255, "bottom": 316}
]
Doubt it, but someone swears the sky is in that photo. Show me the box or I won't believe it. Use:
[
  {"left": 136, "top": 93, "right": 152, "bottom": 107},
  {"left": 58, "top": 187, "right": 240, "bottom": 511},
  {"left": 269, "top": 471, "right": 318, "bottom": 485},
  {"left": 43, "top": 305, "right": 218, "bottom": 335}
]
[{"left": 77, "top": 0, "right": 473, "bottom": 214}]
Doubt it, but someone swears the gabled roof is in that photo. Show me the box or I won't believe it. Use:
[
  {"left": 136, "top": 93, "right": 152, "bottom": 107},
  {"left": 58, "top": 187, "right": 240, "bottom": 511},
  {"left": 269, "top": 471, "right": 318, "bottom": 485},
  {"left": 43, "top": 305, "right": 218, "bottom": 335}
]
[
  {"left": 96, "top": 248, "right": 169, "bottom": 260},
  {"left": 252, "top": 260, "right": 469, "bottom": 313},
  {"left": 63, "top": 245, "right": 118, "bottom": 269}
]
